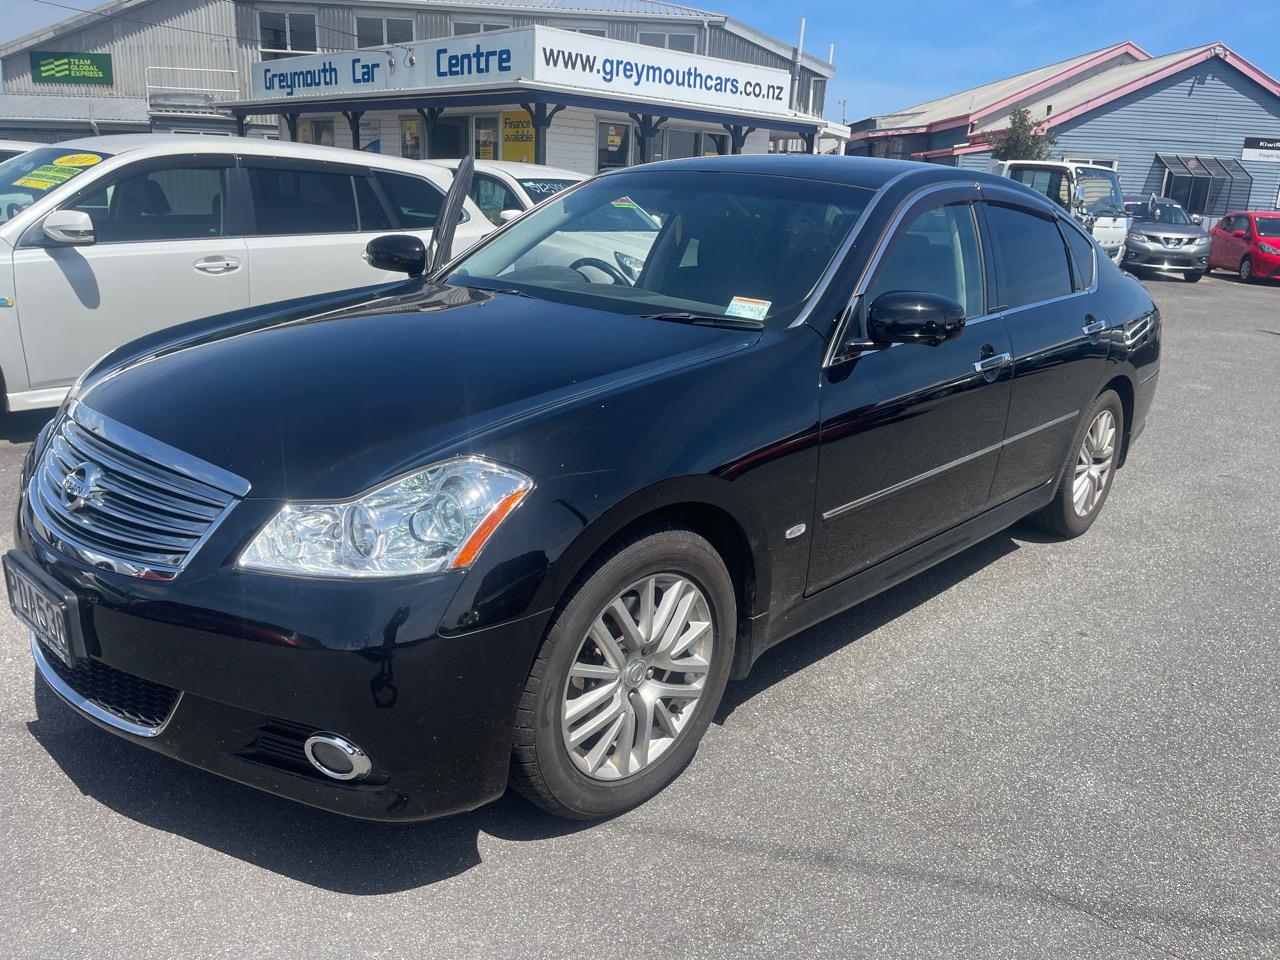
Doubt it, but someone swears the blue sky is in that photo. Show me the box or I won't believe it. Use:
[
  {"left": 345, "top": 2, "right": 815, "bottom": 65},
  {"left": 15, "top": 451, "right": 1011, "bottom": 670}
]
[{"left": 4, "top": 0, "right": 1280, "bottom": 122}]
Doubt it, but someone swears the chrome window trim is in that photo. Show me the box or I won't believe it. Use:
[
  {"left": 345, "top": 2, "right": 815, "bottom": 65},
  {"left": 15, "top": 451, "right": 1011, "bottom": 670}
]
[
  {"left": 30, "top": 634, "right": 180, "bottom": 738},
  {"left": 820, "top": 409, "right": 1079, "bottom": 522}
]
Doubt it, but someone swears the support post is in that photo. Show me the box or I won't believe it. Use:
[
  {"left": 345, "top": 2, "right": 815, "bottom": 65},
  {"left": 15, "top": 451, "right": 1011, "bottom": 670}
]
[
  {"left": 723, "top": 123, "right": 756, "bottom": 155},
  {"left": 283, "top": 112, "right": 299, "bottom": 142},
  {"left": 415, "top": 106, "right": 443, "bottom": 160},
  {"left": 629, "top": 113, "right": 668, "bottom": 164},
  {"left": 521, "top": 102, "right": 566, "bottom": 165},
  {"left": 801, "top": 129, "right": 817, "bottom": 154},
  {"left": 344, "top": 109, "right": 364, "bottom": 151},
  {"left": 234, "top": 114, "right": 246, "bottom": 137}
]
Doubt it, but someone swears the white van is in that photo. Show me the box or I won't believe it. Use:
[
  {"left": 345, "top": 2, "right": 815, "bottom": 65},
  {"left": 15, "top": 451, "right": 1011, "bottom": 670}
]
[
  {"left": 997, "top": 160, "right": 1130, "bottom": 265},
  {"left": 0, "top": 135, "right": 492, "bottom": 410}
]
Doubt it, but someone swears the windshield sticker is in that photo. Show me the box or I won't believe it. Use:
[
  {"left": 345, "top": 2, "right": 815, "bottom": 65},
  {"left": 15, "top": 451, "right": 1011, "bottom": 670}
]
[
  {"left": 610, "top": 196, "right": 638, "bottom": 209},
  {"left": 52, "top": 153, "right": 103, "bottom": 168},
  {"left": 12, "top": 163, "right": 88, "bottom": 190},
  {"left": 725, "top": 296, "right": 771, "bottom": 320}
]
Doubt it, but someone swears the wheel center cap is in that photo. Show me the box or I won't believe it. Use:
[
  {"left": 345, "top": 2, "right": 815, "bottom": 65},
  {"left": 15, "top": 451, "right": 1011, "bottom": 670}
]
[{"left": 624, "top": 658, "right": 647, "bottom": 687}]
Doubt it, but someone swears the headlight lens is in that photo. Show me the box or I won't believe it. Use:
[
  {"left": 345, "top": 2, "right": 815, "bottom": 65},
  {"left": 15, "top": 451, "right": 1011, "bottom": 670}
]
[
  {"left": 238, "top": 457, "right": 532, "bottom": 578},
  {"left": 1127, "top": 230, "right": 1149, "bottom": 242},
  {"left": 1259, "top": 242, "right": 1280, "bottom": 256}
]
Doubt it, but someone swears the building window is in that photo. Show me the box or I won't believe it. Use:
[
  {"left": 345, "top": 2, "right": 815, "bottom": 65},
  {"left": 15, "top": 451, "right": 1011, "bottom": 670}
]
[
  {"left": 258, "top": 11, "right": 317, "bottom": 60},
  {"left": 454, "top": 21, "right": 508, "bottom": 35},
  {"left": 299, "top": 118, "right": 334, "bottom": 146},
  {"left": 357, "top": 16, "right": 414, "bottom": 48},
  {"left": 400, "top": 117, "right": 422, "bottom": 159},
  {"left": 574, "top": 28, "right": 607, "bottom": 37},
  {"left": 475, "top": 116, "right": 500, "bottom": 161},
  {"left": 638, "top": 32, "right": 698, "bottom": 53},
  {"left": 1157, "top": 153, "right": 1253, "bottom": 217},
  {"left": 598, "top": 121, "right": 632, "bottom": 172}
]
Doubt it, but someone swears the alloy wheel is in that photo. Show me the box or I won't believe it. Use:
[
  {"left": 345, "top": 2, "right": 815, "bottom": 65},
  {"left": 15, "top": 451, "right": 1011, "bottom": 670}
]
[
  {"left": 1073, "top": 409, "right": 1116, "bottom": 517},
  {"left": 1240, "top": 257, "right": 1252, "bottom": 282},
  {"left": 561, "top": 574, "right": 713, "bottom": 781}
]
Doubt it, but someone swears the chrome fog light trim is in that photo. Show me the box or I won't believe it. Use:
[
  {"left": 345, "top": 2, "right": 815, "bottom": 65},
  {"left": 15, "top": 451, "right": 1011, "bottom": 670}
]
[{"left": 303, "top": 732, "right": 372, "bottom": 781}]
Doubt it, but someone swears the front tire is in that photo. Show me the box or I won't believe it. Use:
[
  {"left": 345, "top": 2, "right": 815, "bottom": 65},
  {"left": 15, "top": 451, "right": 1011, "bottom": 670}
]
[
  {"left": 1240, "top": 256, "right": 1253, "bottom": 283},
  {"left": 510, "top": 527, "right": 736, "bottom": 819},
  {"left": 1185, "top": 270, "right": 1204, "bottom": 283},
  {"left": 1029, "top": 389, "right": 1123, "bottom": 538}
]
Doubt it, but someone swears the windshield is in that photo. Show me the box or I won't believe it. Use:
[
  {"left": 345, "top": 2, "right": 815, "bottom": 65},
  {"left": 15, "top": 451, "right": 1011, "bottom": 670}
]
[
  {"left": 1125, "top": 199, "right": 1191, "bottom": 225},
  {"left": 517, "top": 178, "right": 579, "bottom": 202},
  {"left": 1255, "top": 216, "right": 1280, "bottom": 238},
  {"left": 446, "top": 171, "right": 871, "bottom": 329},
  {"left": 1075, "top": 168, "right": 1125, "bottom": 218},
  {"left": 0, "top": 146, "right": 110, "bottom": 223}
]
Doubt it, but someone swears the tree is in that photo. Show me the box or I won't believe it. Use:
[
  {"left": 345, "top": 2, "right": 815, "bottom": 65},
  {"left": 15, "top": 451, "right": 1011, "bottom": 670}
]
[{"left": 988, "top": 107, "right": 1056, "bottom": 161}]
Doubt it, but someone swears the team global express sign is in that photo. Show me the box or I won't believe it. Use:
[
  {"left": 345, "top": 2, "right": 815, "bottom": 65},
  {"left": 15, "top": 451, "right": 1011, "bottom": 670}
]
[
  {"left": 30, "top": 51, "right": 112, "bottom": 85},
  {"left": 251, "top": 26, "right": 792, "bottom": 117}
]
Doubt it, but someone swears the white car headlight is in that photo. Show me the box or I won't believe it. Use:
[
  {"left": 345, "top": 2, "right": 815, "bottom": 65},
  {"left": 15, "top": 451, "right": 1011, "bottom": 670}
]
[{"left": 238, "top": 457, "right": 532, "bottom": 578}]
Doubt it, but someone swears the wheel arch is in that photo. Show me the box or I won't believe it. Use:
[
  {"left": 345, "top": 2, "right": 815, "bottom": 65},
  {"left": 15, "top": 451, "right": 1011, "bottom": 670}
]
[{"left": 1100, "top": 373, "right": 1135, "bottom": 467}]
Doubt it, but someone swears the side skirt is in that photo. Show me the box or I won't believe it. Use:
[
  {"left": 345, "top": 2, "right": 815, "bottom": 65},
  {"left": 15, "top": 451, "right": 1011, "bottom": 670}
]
[{"left": 733, "top": 478, "right": 1056, "bottom": 678}]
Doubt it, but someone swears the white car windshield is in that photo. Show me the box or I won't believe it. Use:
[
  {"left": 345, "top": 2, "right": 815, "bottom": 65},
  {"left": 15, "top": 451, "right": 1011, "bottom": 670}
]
[
  {"left": 446, "top": 170, "right": 871, "bottom": 330},
  {"left": 0, "top": 146, "right": 111, "bottom": 223}
]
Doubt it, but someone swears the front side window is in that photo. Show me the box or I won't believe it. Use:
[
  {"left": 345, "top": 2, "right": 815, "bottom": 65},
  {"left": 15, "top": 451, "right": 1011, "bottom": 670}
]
[
  {"left": 866, "top": 202, "right": 984, "bottom": 320},
  {"left": 1075, "top": 168, "right": 1125, "bottom": 218},
  {"left": 985, "top": 203, "right": 1074, "bottom": 309},
  {"left": 471, "top": 173, "right": 521, "bottom": 224},
  {"left": 376, "top": 172, "right": 444, "bottom": 229},
  {"left": 259, "top": 11, "right": 317, "bottom": 60},
  {"left": 0, "top": 146, "right": 112, "bottom": 224},
  {"left": 247, "top": 166, "right": 357, "bottom": 235},
  {"left": 70, "top": 165, "right": 227, "bottom": 243},
  {"left": 446, "top": 171, "right": 872, "bottom": 330}
]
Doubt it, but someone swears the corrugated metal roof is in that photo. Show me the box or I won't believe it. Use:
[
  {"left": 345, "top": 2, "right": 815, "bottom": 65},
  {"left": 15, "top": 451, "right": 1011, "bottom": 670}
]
[
  {"left": 0, "top": 94, "right": 150, "bottom": 124},
  {"left": 873, "top": 43, "right": 1143, "bottom": 129}
]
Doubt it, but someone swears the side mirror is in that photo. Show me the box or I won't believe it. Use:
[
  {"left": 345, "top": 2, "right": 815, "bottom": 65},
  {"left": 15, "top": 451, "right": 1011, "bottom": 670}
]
[
  {"left": 1233, "top": 229, "right": 1247, "bottom": 239},
  {"left": 364, "top": 234, "right": 426, "bottom": 276},
  {"left": 42, "top": 209, "right": 95, "bottom": 246},
  {"left": 867, "top": 291, "right": 966, "bottom": 345},
  {"left": 498, "top": 208, "right": 522, "bottom": 224},
  {"left": 1190, "top": 214, "right": 1202, "bottom": 225}
]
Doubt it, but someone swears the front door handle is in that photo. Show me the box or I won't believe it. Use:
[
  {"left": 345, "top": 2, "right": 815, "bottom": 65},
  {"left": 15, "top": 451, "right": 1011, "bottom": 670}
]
[
  {"left": 194, "top": 256, "right": 240, "bottom": 275},
  {"left": 973, "top": 351, "right": 1012, "bottom": 373},
  {"left": 1082, "top": 317, "right": 1107, "bottom": 336}
]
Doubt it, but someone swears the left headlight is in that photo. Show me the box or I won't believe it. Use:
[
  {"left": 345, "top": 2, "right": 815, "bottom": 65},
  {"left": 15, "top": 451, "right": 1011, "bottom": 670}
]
[
  {"left": 237, "top": 457, "right": 533, "bottom": 578},
  {"left": 1259, "top": 241, "right": 1280, "bottom": 256}
]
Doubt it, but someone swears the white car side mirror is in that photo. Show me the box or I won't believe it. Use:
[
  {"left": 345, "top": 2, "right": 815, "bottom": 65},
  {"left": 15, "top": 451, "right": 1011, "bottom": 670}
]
[
  {"left": 498, "top": 208, "right": 523, "bottom": 224},
  {"left": 43, "top": 209, "right": 95, "bottom": 246}
]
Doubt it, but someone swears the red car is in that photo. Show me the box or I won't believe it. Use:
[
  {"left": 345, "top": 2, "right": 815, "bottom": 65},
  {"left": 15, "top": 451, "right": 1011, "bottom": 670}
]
[{"left": 1208, "top": 211, "right": 1280, "bottom": 282}]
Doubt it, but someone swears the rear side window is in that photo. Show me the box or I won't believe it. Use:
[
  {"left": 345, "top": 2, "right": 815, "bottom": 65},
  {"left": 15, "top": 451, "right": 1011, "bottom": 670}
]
[
  {"left": 985, "top": 203, "right": 1074, "bottom": 309},
  {"left": 375, "top": 172, "right": 444, "bottom": 229},
  {"left": 247, "top": 166, "right": 358, "bottom": 235},
  {"left": 1060, "top": 220, "right": 1095, "bottom": 291},
  {"left": 70, "top": 165, "right": 227, "bottom": 243}
]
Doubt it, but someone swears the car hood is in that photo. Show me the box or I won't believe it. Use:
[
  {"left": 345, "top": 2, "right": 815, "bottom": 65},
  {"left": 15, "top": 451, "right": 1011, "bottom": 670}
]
[
  {"left": 77, "top": 281, "right": 757, "bottom": 500},
  {"left": 1131, "top": 222, "right": 1205, "bottom": 238}
]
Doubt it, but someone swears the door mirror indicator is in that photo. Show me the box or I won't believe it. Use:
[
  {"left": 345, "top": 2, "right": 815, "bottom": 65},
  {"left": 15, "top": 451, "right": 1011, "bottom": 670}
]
[
  {"left": 364, "top": 234, "right": 426, "bottom": 277},
  {"left": 42, "top": 210, "right": 95, "bottom": 246},
  {"left": 867, "top": 291, "right": 966, "bottom": 346}
]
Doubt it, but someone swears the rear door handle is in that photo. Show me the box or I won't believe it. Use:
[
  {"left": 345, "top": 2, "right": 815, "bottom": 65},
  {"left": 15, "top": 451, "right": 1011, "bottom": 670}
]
[
  {"left": 973, "top": 351, "right": 1012, "bottom": 373},
  {"left": 194, "top": 256, "right": 240, "bottom": 275},
  {"left": 1082, "top": 318, "right": 1107, "bottom": 336}
]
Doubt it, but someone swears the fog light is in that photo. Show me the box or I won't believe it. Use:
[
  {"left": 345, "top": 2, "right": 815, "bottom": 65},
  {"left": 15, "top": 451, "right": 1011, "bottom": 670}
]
[{"left": 303, "top": 733, "right": 371, "bottom": 781}]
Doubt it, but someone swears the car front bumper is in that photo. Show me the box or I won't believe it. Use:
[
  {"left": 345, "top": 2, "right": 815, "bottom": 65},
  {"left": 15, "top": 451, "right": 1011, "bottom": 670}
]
[
  {"left": 1251, "top": 249, "right": 1280, "bottom": 278},
  {"left": 1124, "top": 239, "right": 1209, "bottom": 272},
  {"left": 15, "top": 498, "right": 549, "bottom": 822}
]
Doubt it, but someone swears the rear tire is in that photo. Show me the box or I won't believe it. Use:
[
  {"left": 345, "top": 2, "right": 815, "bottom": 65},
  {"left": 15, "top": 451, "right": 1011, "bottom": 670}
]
[
  {"left": 510, "top": 527, "right": 736, "bottom": 819},
  {"left": 1240, "top": 256, "right": 1253, "bottom": 283},
  {"left": 1029, "top": 389, "right": 1124, "bottom": 539}
]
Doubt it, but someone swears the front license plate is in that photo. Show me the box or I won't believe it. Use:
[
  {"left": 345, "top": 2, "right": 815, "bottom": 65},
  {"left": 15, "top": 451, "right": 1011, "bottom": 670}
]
[{"left": 4, "top": 552, "right": 77, "bottom": 666}]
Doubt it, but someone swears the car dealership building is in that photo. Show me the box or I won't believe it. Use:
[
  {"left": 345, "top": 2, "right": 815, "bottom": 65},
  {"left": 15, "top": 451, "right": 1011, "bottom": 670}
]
[
  {"left": 0, "top": 0, "right": 845, "bottom": 171},
  {"left": 849, "top": 41, "right": 1280, "bottom": 218}
]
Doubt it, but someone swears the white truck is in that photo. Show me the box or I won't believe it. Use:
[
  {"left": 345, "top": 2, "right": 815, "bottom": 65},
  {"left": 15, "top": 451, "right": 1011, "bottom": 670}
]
[{"left": 997, "top": 160, "right": 1130, "bottom": 265}]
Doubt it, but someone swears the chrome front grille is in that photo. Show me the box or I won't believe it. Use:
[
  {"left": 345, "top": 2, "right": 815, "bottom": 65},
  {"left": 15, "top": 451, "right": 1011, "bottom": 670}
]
[{"left": 28, "top": 401, "right": 249, "bottom": 579}]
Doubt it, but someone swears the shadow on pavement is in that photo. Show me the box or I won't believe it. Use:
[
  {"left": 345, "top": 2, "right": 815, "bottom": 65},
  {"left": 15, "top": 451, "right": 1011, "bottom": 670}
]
[
  {"left": 0, "top": 409, "right": 54, "bottom": 445},
  {"left": 24, "top": 519, "right": 1039, "bottom": 894}
]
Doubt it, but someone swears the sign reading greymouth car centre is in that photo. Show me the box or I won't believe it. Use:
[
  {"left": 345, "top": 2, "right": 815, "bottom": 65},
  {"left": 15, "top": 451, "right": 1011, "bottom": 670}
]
[{"left": 250, "top": 25, "right": 793, "bottom": 117}]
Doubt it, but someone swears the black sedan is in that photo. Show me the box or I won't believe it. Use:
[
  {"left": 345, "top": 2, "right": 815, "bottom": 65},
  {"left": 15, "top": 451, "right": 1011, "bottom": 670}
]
[{"left": 7, "top": 155, "right": 1160, "bottom": 821}]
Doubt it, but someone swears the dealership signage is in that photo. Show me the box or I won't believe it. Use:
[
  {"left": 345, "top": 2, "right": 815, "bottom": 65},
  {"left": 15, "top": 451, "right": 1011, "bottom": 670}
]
[
  {"left": 30, "top": 51, "right": 112, "bottom": 85},
  {"left": 250, "top": 26, "right": 793, "bottom": 117},
  {"left": 1242, "top": 136, "right": 1280, "bottom": 163}
]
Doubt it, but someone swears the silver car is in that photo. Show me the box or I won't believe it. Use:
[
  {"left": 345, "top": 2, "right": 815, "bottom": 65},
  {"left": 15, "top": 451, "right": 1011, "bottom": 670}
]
[{"left": 1122, "top": 194, "right": 1211, "bottom": 283}]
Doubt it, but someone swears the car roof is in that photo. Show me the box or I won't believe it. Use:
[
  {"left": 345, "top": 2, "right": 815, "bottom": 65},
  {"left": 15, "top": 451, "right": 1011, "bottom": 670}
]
[{"left": 431, "top": 158, "right": 585, "bottom": 181}]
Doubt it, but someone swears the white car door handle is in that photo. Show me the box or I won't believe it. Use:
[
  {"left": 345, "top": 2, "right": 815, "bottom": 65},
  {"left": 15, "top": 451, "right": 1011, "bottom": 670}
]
[{"left": 194, "top": 256, "right": 240, "bottom": 275}]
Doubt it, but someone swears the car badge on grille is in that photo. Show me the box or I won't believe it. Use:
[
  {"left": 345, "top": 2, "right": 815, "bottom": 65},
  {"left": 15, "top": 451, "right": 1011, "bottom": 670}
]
[{"left": 61, "top": 461, "right": 103, "bottom": 511}]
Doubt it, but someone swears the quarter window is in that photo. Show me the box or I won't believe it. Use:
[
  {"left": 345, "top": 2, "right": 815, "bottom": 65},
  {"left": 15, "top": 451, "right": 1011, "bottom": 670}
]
[
  {"left": 985, "top": 203, "right": 1074, "bottom": 309},
  {"left": 70, "top": 166, "right": 228, "bottom": 243},
  {"left": 376, "top": 172, "right": 445, "bottom": 229},
  {"left": 867, "top": 202, "right": 985, "bottom": 319},
  {"left": 247, "top": 166, "right": 359, "bottom": 235},
  {"left": 1060, "top": 220, "right": 1096, "bottom": 291},
  {"left": 258, "top": 11, "right": 317, "bottom": 60}
]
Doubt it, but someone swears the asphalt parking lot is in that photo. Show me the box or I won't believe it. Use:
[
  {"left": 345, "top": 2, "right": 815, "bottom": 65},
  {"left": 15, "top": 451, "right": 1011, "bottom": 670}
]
[{"left": 1, "top": 271, "right": 1277, "bottom": 960}]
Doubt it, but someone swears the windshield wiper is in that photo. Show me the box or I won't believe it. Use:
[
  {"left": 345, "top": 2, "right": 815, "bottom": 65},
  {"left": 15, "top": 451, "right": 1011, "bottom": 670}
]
[{"left": 643, "top": 311, "right": 764, "bottom": 330}]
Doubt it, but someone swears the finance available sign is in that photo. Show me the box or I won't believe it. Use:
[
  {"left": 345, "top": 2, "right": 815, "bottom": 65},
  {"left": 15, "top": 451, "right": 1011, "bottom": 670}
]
[{"left": 30, "top": 51, "right": 112, "bottom": 85}]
